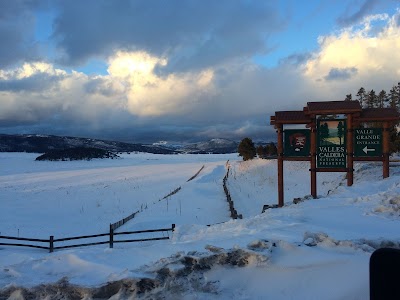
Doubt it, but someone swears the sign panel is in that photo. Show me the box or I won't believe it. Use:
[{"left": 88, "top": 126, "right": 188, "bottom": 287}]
[
  {"left": 284, "top": 129, "right": 310, "bottom": 157},
  {"left": 354, "top": 128, "right": 382, "bottom": 157},
  {"left": 317, "top": 119, "right": 347, "bottom": 168}
]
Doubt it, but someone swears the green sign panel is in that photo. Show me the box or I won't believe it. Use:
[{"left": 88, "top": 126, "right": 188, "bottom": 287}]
[
  {"left": 354, "top": 128, "right": 382, "bottom": 157},
  {"left": 317, "top": 119, "right": 347, "bottom": 168},
  {"left": 284, "top": 129, "right": 310, "bottom": 157}
]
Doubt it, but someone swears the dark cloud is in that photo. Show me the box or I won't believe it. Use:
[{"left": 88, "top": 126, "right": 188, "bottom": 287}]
[
  {"left": 0, "top": 73, "right": 63, "bottom": 92},
  {"left": 0, "top": 0, "right": 47, "bottom": 18},
  {"left": 52, "top": 0, "right": 285, "bottom": 70},
  {"left": 337, "top": 0, "right": 378, "bottom": 27},
  {"left": 279, "top": 52, "right": 312, "bottom": 66},
  {"left": 324, "top": 67, "right": 358, "bottom": 81},
  {"left": 395, "top": 12, "right": 400, "bottom": 26},
  {"left": 0, "top": 0, "right": 50, "bottom": 67},
  {"left": 0, "top": 113, "right": 276, "bottom": 144}
]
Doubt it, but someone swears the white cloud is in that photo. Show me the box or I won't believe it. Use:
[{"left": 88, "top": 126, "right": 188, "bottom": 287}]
[
  {"left": 304, "top": 11, "right": 400, "bottom": 97},
  {"left": 0, "top": 62, "right": 66, "bottom": 80},
  {"left": 0, "top": 62, "right": 127, "bottom": 126},
  {"left": 0, "top": 51, "right": 218, "bottom": 130}
]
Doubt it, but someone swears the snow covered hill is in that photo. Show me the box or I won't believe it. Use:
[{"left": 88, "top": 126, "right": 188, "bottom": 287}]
[
  {"left": 0, "top": 152, "right": 399, "bottom": 299},
  {"left": 180, "top": 138, "right": 238, "bottom": 154}
]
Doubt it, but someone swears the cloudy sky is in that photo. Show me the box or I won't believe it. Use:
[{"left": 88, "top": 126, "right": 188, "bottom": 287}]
[{"left": 0, "top": 0, "right": 399, "bottom": 143}]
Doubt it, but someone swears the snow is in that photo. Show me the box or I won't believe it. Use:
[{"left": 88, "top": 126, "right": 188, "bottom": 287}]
[{"left": 0, "top": 152, "right": 400, "bottom": 298}]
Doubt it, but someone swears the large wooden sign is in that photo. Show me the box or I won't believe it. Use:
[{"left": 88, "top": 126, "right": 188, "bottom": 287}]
[
  {"left": 270, "top": 101, "right": 399, "bottom": 207},
  {"left": 317, "top": 119, "right": 346, "bottom": 168}
]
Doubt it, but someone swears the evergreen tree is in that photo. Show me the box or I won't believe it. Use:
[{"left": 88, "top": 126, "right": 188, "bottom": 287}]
[
  {"left": 337, "top": 121, "right": 344, "bottom": 145},
  {"left": 256, "top": 145, "right": 265, "bottom": 158},
  {"left": 238, "top": 138, "right": 256, "bottom": 161},
  {"left": 356, "top": 87, "right": 367, "bottom": 107},
  {"left": 319, "top": 122, "right": 329, "bottom": 143},
  {"left": 345, "top": 94, "right": 352, "bottom": 101},
  {"left": 396, "top": 82, "right": 400, "bottom": 109},
  {"left": 367, "top": 89, "right": 377, "bottom": 108},
  {"left": 388, "top": 86, "right": 399, "bottom": 109},
  {"left": 377, "top": 90, "right": 387, "bottom": 108},
  {"left": 267, "top": 142, "right": 277, "bottom": 156},
  {"left": 386, "top": 86, "right": 398, "bottom": 108}
]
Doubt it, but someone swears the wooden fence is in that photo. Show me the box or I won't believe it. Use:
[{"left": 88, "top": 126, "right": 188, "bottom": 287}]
[{"left": 0, "top": 224, "right": 175, "bottom": 253}]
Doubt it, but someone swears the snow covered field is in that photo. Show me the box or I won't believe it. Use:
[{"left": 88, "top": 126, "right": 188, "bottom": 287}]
[{"left": 1, "top": 152, "right": 400, "bottom": 299}]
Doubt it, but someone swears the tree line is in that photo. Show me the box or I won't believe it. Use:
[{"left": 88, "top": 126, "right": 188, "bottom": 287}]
[
  {"left": 345, "top": 82, "right": 400, "bottom": 109},
  {"left": 238, "top": 138, "right": 277, "bottom": 161}
]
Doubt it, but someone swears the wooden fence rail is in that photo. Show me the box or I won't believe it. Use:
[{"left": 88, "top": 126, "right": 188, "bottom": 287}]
[{"left": 0, "top": 224, "right": 175, "bottom": 253}]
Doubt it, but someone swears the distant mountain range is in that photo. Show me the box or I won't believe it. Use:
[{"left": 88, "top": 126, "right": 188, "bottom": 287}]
[
  {"left": 0, "top": 134, "right": 239, "bottom": 154},
  {"left": 179, "top": 138, "right": 239, "bottom": 154}
]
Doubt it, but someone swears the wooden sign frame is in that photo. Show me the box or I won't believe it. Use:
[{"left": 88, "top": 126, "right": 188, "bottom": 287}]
[{"left": 270, "top": 101, "right": 399, "bottom": 207}]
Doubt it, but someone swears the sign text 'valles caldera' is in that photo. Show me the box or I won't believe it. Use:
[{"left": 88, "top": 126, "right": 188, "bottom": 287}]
[{"left": 317, "top": 119, "right": 347, "bottom": 168}]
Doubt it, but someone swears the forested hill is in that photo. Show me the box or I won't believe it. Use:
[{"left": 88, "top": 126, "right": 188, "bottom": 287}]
[
  {"left": 0, "top": 134, "right": 240, "bottom": 154},
  {"left": 0, "top": 134, "right": 176, "bottom": 154}
]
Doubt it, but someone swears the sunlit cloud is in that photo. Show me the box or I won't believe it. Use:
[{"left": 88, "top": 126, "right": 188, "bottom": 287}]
[
  {"left": 0, "top": 62, "right": 66, "bottom": 80},
  {"left": 305, "top": 12, "right": 400, "bottom": 82},
  {"left": 0, "top": 51, "right": 217, "bottom": 129},
  {"left": 107, "top": 51, "right": 215, "bottom": 116}
]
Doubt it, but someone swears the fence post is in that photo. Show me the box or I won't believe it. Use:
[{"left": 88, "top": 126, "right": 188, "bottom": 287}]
[
  {"left": 49, "top": 235, "right": 54, "bottom": 253},
  {"left": 109, "top": 224, "right": 114, "bottom": 248},
  {"left": 172, "top": 224, "right": 175, "bottom": 232}
]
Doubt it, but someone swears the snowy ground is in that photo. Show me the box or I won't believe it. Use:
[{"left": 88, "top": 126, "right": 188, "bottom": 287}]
[{"left": 0, "top": 152, "right": 400, "bottom": 299}]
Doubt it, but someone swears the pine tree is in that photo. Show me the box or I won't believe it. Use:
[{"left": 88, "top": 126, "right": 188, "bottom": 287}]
[
  {"left": 388, "top": 86, "right": 399, "bottom": 109},
  {"left": 267, "top": 142, "right": 277, "bottom": 156},
  {"left": 367, "top": 90, "right": 377, "bottom": 108},
  {"left": 377, "top": 90, "right": 387, "bottom": 108},
  {"left": 256, "top": 145, "right": 265, "bottom": 158},
  {"left": 356, "top": 87, "right": 367, "bottom": 107},
  {"left": 345, "top": 94, "right": 352, "bottom": 101},
  {"left": 319, "top": 122, "right": 330, "bottom": 144},
  {"left": 397, "top": 82, "right": 400, "bottom": 109},
  {"left": 238, "top": 138, "right": 256, "bottom": 161},
  {"left": 337, "top": 121, "right": 344, "bottom": 145}
]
